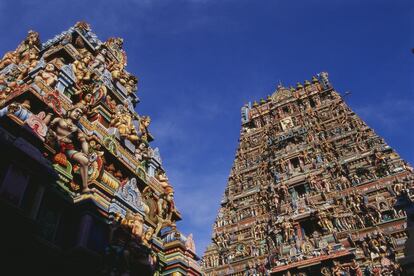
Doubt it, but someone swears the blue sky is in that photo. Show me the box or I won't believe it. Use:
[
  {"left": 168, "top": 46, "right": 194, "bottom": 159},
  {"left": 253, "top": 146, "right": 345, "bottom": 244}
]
[{"left": 0, "top": 0, "right": 412, "bottom": 256}]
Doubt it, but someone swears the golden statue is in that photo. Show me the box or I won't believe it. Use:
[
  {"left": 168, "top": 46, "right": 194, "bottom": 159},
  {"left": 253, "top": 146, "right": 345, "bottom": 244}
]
[
  {"left": 156, "top": 171, "right": 171, "bottom": 189},
  {"left": 34, "top": 63, "right": 58, "bottom": 87},
  {"left": 0, "top": 30, "right": 40, "bottom": 71},
  {"left": 18, "top": 48, "right": 39, "bottom": 80},
  {"left": 72, "top": 53, "right": 92, "bottom": 84},
  {"left": 139, "top": 115, "right": 151, "bottom": 142},
  {"left": 108, "top": 60, "right": 124, "bottom": 83},
  {"left": 154, "top": 185, "right": 176, "bottom": 236},
  {"left": 110, "top": 105, "right": 139, "bottom": 143},
  {"left": 125, "top": 74, "right": 138, "bottom": 95},
  {"left": 15, "top": 30, "right": 40, "bottom": 62}
]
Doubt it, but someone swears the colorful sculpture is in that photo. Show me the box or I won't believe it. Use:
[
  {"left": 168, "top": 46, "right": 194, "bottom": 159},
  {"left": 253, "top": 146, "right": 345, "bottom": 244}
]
[
  {"left": 203, "top": 76, "right": 413, "bottom": 276},
  {"left": 47, "top": 106, "right": 90, "bottom": 192}
]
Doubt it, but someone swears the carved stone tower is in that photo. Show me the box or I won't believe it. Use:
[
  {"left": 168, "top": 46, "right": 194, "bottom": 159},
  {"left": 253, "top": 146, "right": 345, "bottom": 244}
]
[
  {"left": 202, "top": 73, "right": 413, "bottom": 275},
  {"left": 0, "top": 23, "right": 200, "bottom": 275}
]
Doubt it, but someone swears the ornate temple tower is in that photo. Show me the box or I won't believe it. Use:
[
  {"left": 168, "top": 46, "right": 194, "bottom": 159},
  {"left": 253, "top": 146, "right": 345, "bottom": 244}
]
[
  {"left": 0, "top": 23, "right": 200, "bottom": 276},
  {"left": 202, "top": 74, "right": 414, "bottom": 275}
]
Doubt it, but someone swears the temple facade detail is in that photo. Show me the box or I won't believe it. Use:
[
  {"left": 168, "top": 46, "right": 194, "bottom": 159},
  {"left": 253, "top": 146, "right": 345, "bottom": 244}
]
[
  {"left": 0, "top": 22, "right": 201, "bottom": 276},
  {"left": 202, "top": 74, "right": 413, "bottom": 275}
]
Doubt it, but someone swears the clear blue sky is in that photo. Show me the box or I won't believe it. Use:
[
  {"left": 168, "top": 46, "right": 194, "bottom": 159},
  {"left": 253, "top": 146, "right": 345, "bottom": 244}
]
[{"left": 0, "top": 0, "right": 412, "bottom": 256}]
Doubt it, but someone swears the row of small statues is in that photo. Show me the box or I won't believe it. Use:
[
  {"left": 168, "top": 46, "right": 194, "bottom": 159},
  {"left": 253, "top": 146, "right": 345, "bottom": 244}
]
[{"left": 210, "top": 175, "right": 410, "bottom": 262}]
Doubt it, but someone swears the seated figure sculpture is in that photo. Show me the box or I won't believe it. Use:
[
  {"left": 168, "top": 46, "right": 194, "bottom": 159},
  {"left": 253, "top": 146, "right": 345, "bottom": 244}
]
[
  {"left": 110, "top": 105, "right": 139, "bottom": 143},
  {"left": 34, "top": 63, "right": 58, "bottom": 87}
]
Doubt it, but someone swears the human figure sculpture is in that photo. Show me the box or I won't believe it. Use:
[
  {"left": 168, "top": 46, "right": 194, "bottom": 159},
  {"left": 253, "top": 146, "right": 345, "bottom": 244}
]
[
  {"left": 73, "top": 90, "right": 94, "bottom": 113},
  {"left": 105, "top": 95, "right": 117, "bottom": 112},
  {"left": 332, "top": 261, "right": 344, "bottom": 276},
  {"left": 91, "top": 79, "right": 107, "bottom": 103},
  {"left": 142, "top": 227, "right": 154, "bottom": 248},
  {"left": 72, "top": 53, "right": 92, "bottom": 84},
  {"left": 15, "top": 30, "right": 41, "bottom": 62},
  {"left": 47, "top": 106, "right": 90, "bottom": 193},
  {"left": 154, "top": 185, "right": 176, "bottom": 235},
  {"left": 18, "top": 48, "right": 38, "bottom": 80},
  {"left": 90, "top": 47, "right": 107, "bottom": 73},
  {"left": 134, "top": 142, "right": 149, "bottom": 164},
  {"left": 185, "top": 233, "right": 196, "bottom": 252},
  {"left": 108, "top": 60, "right": 124, "bottom": 83},
  {"left": 139, "top": 115, "right": 151, "bottom": 142},
  {"left": 281, "top": 218, "right": 294, "bottom": 242},
  {"left": 35, "top": 63, "right": 58, "bottom": 87},
  {"left": 125, "top": 74, "right": 138, "bottom": 95},
  {"left": 156, "top": 171, "right": 171, "bottom": 189},
  {"left": 0, "top": 51, "right": 18, "bottom": 70},
  {"left": 317, "top": 210, "right": 334, "bottom": 233},
  {"left": 110, "top": 105, "right": 139, "bottom": 143},
  {"left": 373, "top": 149, "right": 386, "bottom": 167},
  {"left": 121, "top": 212, "right": 144, "bottom": 240}
]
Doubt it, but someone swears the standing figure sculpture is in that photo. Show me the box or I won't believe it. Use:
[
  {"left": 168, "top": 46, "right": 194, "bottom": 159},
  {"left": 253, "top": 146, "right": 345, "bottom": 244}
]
[
  {"left": 154, "top": 185, "right": 176, "bottom": 236},
  {"left": 47, "top": 106, "right": 90, "bottom": 193}
]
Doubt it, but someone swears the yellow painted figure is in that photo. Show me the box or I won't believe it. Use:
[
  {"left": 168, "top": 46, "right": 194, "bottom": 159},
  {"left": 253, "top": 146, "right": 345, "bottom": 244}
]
[{"left": 47, "top": 107, "right": 91, "bottom": 193}]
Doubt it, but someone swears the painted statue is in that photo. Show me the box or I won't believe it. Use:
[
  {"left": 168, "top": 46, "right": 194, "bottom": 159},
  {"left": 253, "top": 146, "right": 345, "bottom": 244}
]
[{"left": 47, "top": 106, "right": 91, "bottom": 193}]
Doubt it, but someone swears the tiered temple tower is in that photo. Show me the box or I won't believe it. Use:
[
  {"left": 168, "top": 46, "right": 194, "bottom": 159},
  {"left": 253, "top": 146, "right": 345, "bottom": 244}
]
[
  {"left": 203, "top": 73, "right": 414, "bottom": 275},
  {"left": 0, "top": 23, "right": 200, "bottom": 276}
]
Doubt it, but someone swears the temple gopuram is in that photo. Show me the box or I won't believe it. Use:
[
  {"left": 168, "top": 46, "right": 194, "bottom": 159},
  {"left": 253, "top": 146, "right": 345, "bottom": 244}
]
[
  {"left": 0, "top": 22, "right": 201, "bottom": 276},
  {"left": 202, "top": 74, "right": 414, "bottom": 275}
]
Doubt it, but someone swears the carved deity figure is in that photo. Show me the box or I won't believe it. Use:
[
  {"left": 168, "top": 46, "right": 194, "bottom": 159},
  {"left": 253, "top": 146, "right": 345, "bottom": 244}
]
[
  {"left": 103, "top": 211, "right": 149, "bottom": 276},
  {"left": 105, "top": 37, "right": 126, "bottom": 69},
  {"left": 373, "top": 149, "right": 386, "bottom": 167},
  {"left": 90, "top": 47, "right": 107, "bottom": 73},
  {"left": 186, "top": 233, "right": 196, "bottom": 252},
  {"left": 317, "top": 210, "right": 334, "bottom": 233},
  {"left": 142, "top": 227, "right": 154, "bottom": 248},
  {"left": 105, "top": 95, "right": 117, "bottom": 112},
  {"left": 15, "top": 30, "right": 41, "bottom": 62},
  {"left": 0, "top": 30, "right": 40, "bottom": 72},
  {"left": 72, "top": 53, "right": 92, "bottom": 84},
  {"left": 281, "top": 218, "right": 294, "bottom": 242},
  {"left": 156, "top": 171, "right": 170, "bottom": 189},
  {"left": 18, "top": 48, "right": 39, "bottom": 80},
  {"left": 34, "top": 63, "right": 58, "bottom": 87},
  {"left": 120, "top": 212, "right": 144, "bottom": 240},
  {"left": 134, "top": 142, "right": 149, "bottom": 164},
  {"left": 47, "top": 107, "right": 90, "bottom": 193},
  {"left": 139, "top": 115, "right": 151, "bottom": 142},
  {"left": 110, "top": 105, "right": 139, "bottom": 143},
  {"left": 125, "top": 74, "right": 138, "bottom": 95},
  {"left": 332, "top": 261, "right": 345, "bottom": 276},
  {"left": 76, "top": 92, "right": 94, "bottom": 112},
  {"left": 154, "top": 185, "right": 176, "bottom": 235},
  {"left": 108, "top": 61, "right": 124, "bottom": 83}
]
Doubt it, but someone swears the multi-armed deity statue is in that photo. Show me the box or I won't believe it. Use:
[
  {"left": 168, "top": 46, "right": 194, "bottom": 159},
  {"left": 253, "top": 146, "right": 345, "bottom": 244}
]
[{"left": 0, "top": 22, "right": 201, "bottom": 275}]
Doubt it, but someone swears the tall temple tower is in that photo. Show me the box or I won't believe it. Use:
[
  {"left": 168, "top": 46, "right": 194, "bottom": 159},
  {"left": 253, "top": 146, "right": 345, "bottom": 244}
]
[
  {"left": 0, "top": 23, "right": 201, "bottom": 276},
  {"left": 202, "top": 73, "right": 414, "bottom": 275}
]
